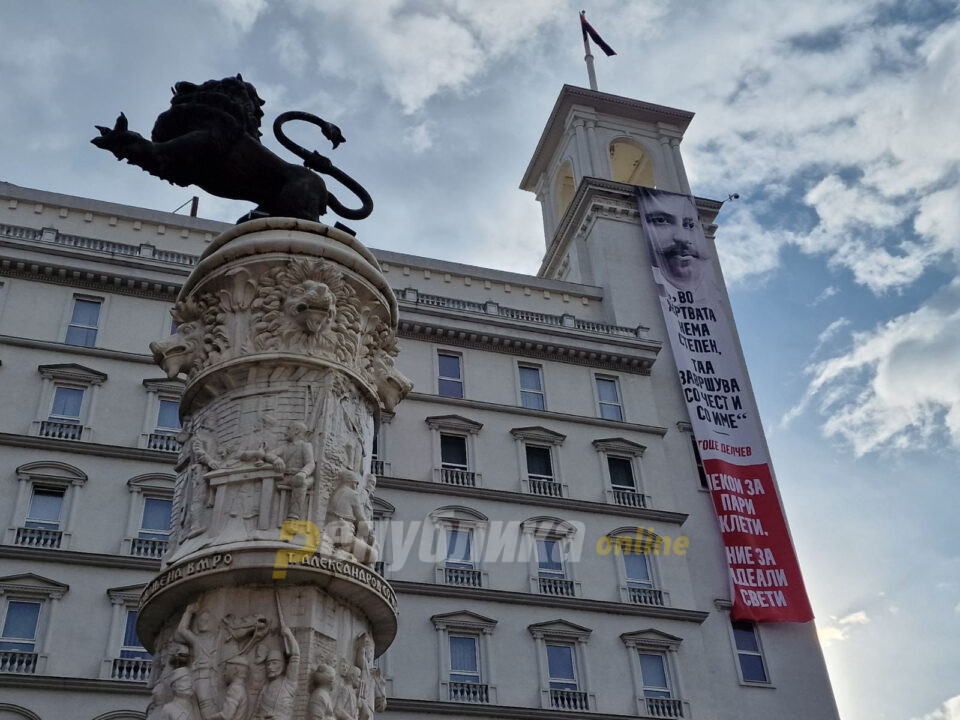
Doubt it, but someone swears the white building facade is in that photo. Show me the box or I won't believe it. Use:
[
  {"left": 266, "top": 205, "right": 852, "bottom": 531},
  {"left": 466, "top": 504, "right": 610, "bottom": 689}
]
[{"left": 0, "top": 86, "right": 839, "bottom": 720}]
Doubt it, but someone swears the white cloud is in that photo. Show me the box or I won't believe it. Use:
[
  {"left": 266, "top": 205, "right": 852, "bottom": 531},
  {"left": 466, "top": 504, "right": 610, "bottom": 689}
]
[
  {"left": 402, "top": 123, "right": 433, "bottom": 154},
  {"left": 838, "top": 610, "right": 870, "bottom": 625},
  {"left": 816, "top": 609, "right": 870, "bottom": 646},
  {"left": 206, "top": 0, "right": 268, "bottom": 32},
  {"left": 912, "top": 695, "right": 960, "bottom": 720},
  {"left": 811, "top": 285, "right": 838, "bottom": 306}
]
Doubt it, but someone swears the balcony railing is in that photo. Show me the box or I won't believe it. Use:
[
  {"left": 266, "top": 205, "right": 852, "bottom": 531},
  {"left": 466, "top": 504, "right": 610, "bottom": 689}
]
[
  {"left": 437, "top": 467, "right": 478, "bottom": 487},
  {"left": 528, "top": 476, "right": 564, "bottom": 497},
  {"left": 443, "top": 567, "right": 483, "bottom": 587},
  {"left": 0, "top": 651, "right": 38, "bottom": 674},
  {"left": 39, "top": 420, "right": 82, "bottom": 440},
  {"left": 371, "top": 458, "right": 385, "bottom": 476},
  {"left": 448, "top": 681, "right": 490, "bottom": 703},
  {"left": 131, "top": 537, "right": 168, "bottom": 559},
  {"left": 111, "top": 657, "right": 152, "bottom": 682},
  {"left": 147, "top": 432, "right": 181, "bottom": 452},
  {"left": 640, "top": 697, "right": 685, "bottom": 718},
  {"left": 612, "top": 488, "right": 648, "bottom": 508},
  {"left": 15, "top": 527, "right": 63, "bottom": 549},
  {"left": 537, "top": 576, "right": 576, "bottom": 597},
  {"left": 549, "top": 688, "right": 589, "bottom": 711},
  {"left": 627, "top": 586, "right": 665, "bottom": 607}
]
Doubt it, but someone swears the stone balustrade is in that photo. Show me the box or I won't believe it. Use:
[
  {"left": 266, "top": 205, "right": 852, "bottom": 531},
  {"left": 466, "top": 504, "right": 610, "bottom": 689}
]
[
  {"left": 111, "top": 657, "right": 152, "bottom": 682},
  {"left": 15, "top": 527, "right": 62, "bottom": 549},
  {"left": 448, "top": 681, "right": 490, "bottom": 703},
  {"left": 0, "top": 651, "right": 38, "bottom": 674},
  {"left": 549, "top": 688, "right": 589, "bottom": 711}
]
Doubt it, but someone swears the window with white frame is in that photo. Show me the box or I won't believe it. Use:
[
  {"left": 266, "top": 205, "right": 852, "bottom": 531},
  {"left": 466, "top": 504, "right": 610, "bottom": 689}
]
[
  {"left": 120, "top": 610, "right": 150, "bottom": 659},
  {"left": 523, "top": 517, "right": 581, "bottom": 597},
  {"left": 731, "top": 621, "right": 769, "bottom": 683},
  {"left": 7, "top": 461, "right": 87, "bottom": 550},
  {"left": 518, "top": 364, "right": 546, "bottom": 410},
  {"left": 511, "top": 426, "right": 566, "bottom": 497},
  {"left": 122, "top": 474, "right": 175, "bottom": 558},
  {"left": 437, "top": 351, "right": 464, "bottom": 398},
  {"left": 64, "top": 296, "right": 102, "bottom": 347},
  {"left": 371, "top": 496, "right": 395, "bottom": 577},
  {"left": 101, "top": 584, "right": 152, "bottom": 681},
  {"left": 529, "top": 620, "right": 593, "bottom": 711},
  {"left": 432, "top": 611, "right": 497, "bottom": 704},
  {"left": 427, "top": 415, "right": 483, "bottom": 487},
  {"left": 431, "top": 507, "right": 487, "bottom": 587},
  {"left": 141, "top": 378, "right": 184, "bottom": 452},
  {"left": 156, "top": 399, "right": 181, "bottom": 432},
  {"left": 0, "top": 573, "right": 68, "bottom": 674},
  {"left": 369, "top": 410, "right": 393, "bottom": 477},
  {"left": 621, "top": 629, "right": 686, "bottom": 718},
  {"left": 593, "top": 438, "right": 648, "bottom": 508},
  {"left": 34, "top": 364, "right": 106, "bottom": 442},
  {"left": 607, "top": 527, "right": 666, "bottom": 606},
  {"left": 595, "top": 375, "right": 623, "bottom": 421}
]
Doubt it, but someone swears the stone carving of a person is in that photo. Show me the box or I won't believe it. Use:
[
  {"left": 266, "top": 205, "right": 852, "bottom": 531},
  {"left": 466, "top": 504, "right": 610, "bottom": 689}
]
[
  {"left": 324, "top": 469, "right": 376, "bottom": 563},
  {"left": 333, "top": 663, "right": 360, "bottom": 720},
  {"left": 354, "top": 633, "right": 376, "bottom": 720},
  {"left": 307, "top": 662, "right": 337, "bottom": 720},
  {"left": 209, "top": 655, "right": 249, "bottom": 720},
  {"left": 278, "top": 421, "right": 316, "bottom": 521},
  {"left": 176, "top": 602, "right": 219, "bottom": 720},
  {"left": 253, "top": 610, "right": 300, "bottom": 720},
  {"left": 178, "top": 423, "right": 220, "bottom": 538},
  {"left": 150, "top": 666, "right": 203, "bottom": 720}
]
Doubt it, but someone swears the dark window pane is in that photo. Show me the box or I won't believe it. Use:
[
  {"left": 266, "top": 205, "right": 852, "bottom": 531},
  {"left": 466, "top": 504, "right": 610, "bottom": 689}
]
[
  {"left": 28, "top": 488, "right": 64, "bottom": 524},
  {"left": 638, "top": 653, "right": 668, "bottom": 691},
  {"left": 449, "top": 636, "right": 478, "bottom": 673},
  {"left": 526, "top": 446, "right": 553, "bottom": 477},
  {"left": 71, "top": 299, "right": 101, "bottom": 326},
  {"left": 142, "top": 498, "right": 172, "bottom": 532},
  {"left": 51, "top": 387, "right": 83, "bottom": 418},
  {"left": 438, "top": 353, "right": 462, "bottom": 379},
  {"left": 372, "top": 433, "right": 379, "bottom": 458},
  {"left": 65, "top": 325, "right": 98, "bottom": 347},
  {"left": 537, "top": 539, "right": 563, "bottom": 573},
  {"left": 446, "top": 528, "right": 473, "bottom": 565},
  {"left": 739, "top": 653, "right": 768, "bottom": 682},
  {"left": 2, "top": 601, "right": 40, "bottom": 641},
  {"left": 157, "top": 400, "right": 181, "bottom": 429},
  {"left": 438, "top": 378, "right": 464, "bottom": 398},
  {"left": 596, "top": 378, "right": 619, "bottom": 403},
  {"left": 123, "top": 611, "right": 142, "bottom": 648},
  {"left": 623, "top": 552, "right": 651, "bottom": 582},
  {"left": 440, "top": 435, "right": 467, "bottom": 466},
  {"left": 608, "top": 457, "right": 634, "bottom": 488},
  {"left": 546, "top": 644, "right": 575, "bottom": 682},
  {"left": 732, "top": 622, "right": 760, "bottom": 652},
  {"left": 599, "top": 403, "right": 623, "bottom": 421},
  {"left": 518, "top": 366, "right": 542, "bottom": 391},
  {"left": 691, "top": 436, "right": 707, "bottom": 488},
  {"left": 521, "top": 391, "right": 545, "bottom": 410}
]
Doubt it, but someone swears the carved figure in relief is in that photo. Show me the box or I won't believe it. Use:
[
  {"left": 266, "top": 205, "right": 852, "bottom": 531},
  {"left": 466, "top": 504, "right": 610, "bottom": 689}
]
[
  {"left": 333, "top": 663, "right": 360, "bottom": 720},
  {"left": 176, "top": 603, "right": 220, "bottom": 720},
  {"left": 278, "top": 421, "right": 317, "bottom": 521},
  {"left": 150, "top": 297, "right": 228, "bottom": 380},
  {"left": 253, "top": 597, "right": 300, "bottom": 720},
  {"left": 222, "top": 614, "right": 270, "bottom": 657},
  {"left": 324, "top": 469, "right": 377, "bottom": 564},
  {"left": 151, "top": 666, "right": 203, "bottom": 720},
  {"left": 209, "top": 656, "right": 249, "bottom": 720},
  {"left": 307, "top": 663, "right": 337, "bottom": 720},
  {"left": 180, "top": 424, "right": 221, "bottom": 538},
  {"left": 358, "top": 473, "right": 378, "bottom": 558},
  {"left": 354, "top": 633, "right": 379, "bottom": 720}
]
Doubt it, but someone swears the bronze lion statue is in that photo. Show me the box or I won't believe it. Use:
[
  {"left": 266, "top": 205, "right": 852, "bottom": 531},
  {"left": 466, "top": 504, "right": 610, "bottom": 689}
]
[{"left": 92, "top": 74, "right": 372, "bottom": 223}]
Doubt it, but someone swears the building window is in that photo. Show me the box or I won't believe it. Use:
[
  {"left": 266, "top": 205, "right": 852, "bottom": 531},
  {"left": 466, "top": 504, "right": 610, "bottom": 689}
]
[
  {"left": 139, "top": 497, "right": 172, "bottom": 541},
  {"left": 638, "top": 652, "right": 673, "bottom": 699},
  {"left": 624, "top": 551, "right": 653, "bottom": 589},
  {"left": 49, "top": 386, "right": 83, "bottom": 424},
  {"left": 594, "top": 438, "right": 648, "bottom": 507},
  {"left": 546, "top": 643, "right": 578, "bottom": 690},
  {"left": 156, "top": 399, "right": 181, "bottom": 431},
  {"left": 607, "top": 527, "right": 667, "bottom": 606},
  {"left": 595, "top": 376, "right": 623, "bottom": 421},
  {"left": 0, "top": 600, "right": 40, "bottom": 652},
  {"left": 141, "top": 379, "right": 184, "bottom": 452},
  {"left": 34, "top": 364, "right": 106, "bottom": 442},
  {"left": 120, "top": 610, "right": 150, "bottom": 659},
  {"left": 537, "top": 539, "right": 565, "bottom": 578},
  {"left": 622, "top": 629, "right": 686, "bottom": 718},
  {"left": 431, "top": 507, "right": 487, "bottom": 588},
  {"left": 529, "top": 620, "right": 593, "bottom": 711},
  {"left": 8, "top": 461, "right": 88, "bottom": 550},
  {"left": 433, "top": 611, "right": 497, "bottom": 704},
  {"left": 123, "top": 474, "right": 175, "bottom": 558},
  {"left": 428, "top": 415, "right": 483, "bottom": 487},
  {"left": 523, "top": 517, "right": 581, "bottom": 597},
  {"left": 438, "top": 351, "right": 464, "bottom": 398},
  {"left": 64, "top": 297, "right": 101, "bottom": 347},
  {"left": 607, "top": 456, "right": 634, "bottom": 490},
  {"left": 511, "top": 426, "right": 566, "bottom": 497},
  {"left": 445, "top": 526, "right": 474, "bottom": 570},
  {"left": 691, "top": 436, "right": 707, "bottom": 489},
  {"left": 518, "top": 365, "right": 546, "bottom": 410},
  {"left": 732, "top": 621, "right": 769, "bottom": 683}
]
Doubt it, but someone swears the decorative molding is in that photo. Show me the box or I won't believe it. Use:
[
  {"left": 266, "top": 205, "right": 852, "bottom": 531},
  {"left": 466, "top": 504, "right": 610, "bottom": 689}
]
[
  {"left": 0, "top": 544, "right": 161, "bottom": 571},
  {"left": 377, "top": 476, "right": 688, "bottom": 525},
  {"left": 592, "top": 437, "right": 646, "bottom": 457},
  {"left": 0, "top": 432, "right": 182, "bottom": 464},
  {"left": 0, "top": 572, "right": 69, "bottom": 599},
  {"left": 384, "top": 697, "right": 635, "bottom": 719},
  {"left": 390, "top": 581, "right": 709, "bottom": 624},
  {"left": 0, "top": 334, "right": 156, "bottom": 364},
  {"left": 38, "top": 363, "right": 107, "bottom": 385},
  {"left": 141, "top": 378, "right": 185, "bottom": 395},
  {"left": 528, "top": 618, "right": 592, "bottom": 640},
  {"left": 16, "top": 460, "right": 88, "bottom": 486},
  {"left": 425, "top": 414, "right": 483, "bottom": 434},
  {"left": 429, "top": 505, "right": 489, "bottom": 523},
  {"left": 107, "top": 583, "right": 147, "bottom": 605},
  {"left": 620, "top": 628, "right": 683, "bottom": 650},
  {"left": 509, "top": 426, "right": 566, "bottom": 445},
  {"left": 0, "top": 673, "right": 151, "bottom": 695},
  {"left": 431, "top": 610, "right": 498, "bottom": 631},
  {"left": 407, "top": 393, "right": 668, "bottom": 437}
]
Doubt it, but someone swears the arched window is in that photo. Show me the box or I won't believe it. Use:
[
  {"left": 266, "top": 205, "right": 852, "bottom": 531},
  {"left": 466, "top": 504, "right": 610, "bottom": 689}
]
[
  {"left": 553, "top": 162, "right": 576, "bottom": 219},
  {"left": 609, "top": 140, "right": 654, "bottom": 187}
]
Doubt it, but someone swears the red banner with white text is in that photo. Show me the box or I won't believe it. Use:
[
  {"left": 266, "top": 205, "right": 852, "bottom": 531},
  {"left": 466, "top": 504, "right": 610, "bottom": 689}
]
[{"left": 637, "top": 187, "right": 813, "bottom": 622}]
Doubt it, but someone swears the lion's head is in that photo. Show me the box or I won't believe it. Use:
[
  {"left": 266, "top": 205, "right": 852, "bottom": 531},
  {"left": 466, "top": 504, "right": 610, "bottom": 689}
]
[
  {"left": 283, "top": 279, "right": 338, "bottom": 335},
  {"left": 153, "top": 73, "right": 266, "bottom": 143}
]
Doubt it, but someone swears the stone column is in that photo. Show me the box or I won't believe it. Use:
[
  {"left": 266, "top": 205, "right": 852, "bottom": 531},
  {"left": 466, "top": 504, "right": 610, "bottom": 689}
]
[{"left": 139, "top": 218, "right": 411, "bottom": 720}]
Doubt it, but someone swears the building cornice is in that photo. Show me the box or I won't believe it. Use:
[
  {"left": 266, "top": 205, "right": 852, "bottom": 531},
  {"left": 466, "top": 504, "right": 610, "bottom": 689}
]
[
  {"left": 392, "top": 580, "right": 708, "bottom": 623},
  {"left": 0, "top": 673, "right": 150, "bottom": 695},
  {"left": 0, "top": 334, "right": 156, "bottom": 364},
  {"left": 0, "top": 544, "right": 161, "bottom": 571},
  {"left": 406, "top": 393, "right": 668, "bottom": 437},
  {"left": 386, "top": 697, "right": 662, "bottom": 719},
  {"left": 0, "top": 432, "right": 177, "bottom": 464},
  {"left": 377, "top": 476, "right": 688, "bottom": 525}
]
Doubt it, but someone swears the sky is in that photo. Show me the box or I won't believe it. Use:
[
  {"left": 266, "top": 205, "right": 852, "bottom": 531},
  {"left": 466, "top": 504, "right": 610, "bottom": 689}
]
[{"left": 2, "top": 1, "right": 959, "bottom": 718}]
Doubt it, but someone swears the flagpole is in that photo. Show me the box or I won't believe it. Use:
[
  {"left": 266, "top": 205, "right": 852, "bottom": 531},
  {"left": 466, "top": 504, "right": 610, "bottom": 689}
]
[{"left": 581, "top": 11, "right": 599, "bottom": 91}]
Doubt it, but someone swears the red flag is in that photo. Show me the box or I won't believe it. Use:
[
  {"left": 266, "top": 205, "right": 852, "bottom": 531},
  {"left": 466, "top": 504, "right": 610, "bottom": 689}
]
[{"left": 580, "top": 11, "right": 616, "bottom": 56}]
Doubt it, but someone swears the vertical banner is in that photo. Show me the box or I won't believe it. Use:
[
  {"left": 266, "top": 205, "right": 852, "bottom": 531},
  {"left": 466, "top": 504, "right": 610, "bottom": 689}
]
[{"left": 637, "top": 187, "right": 813, "bottom": 623}]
